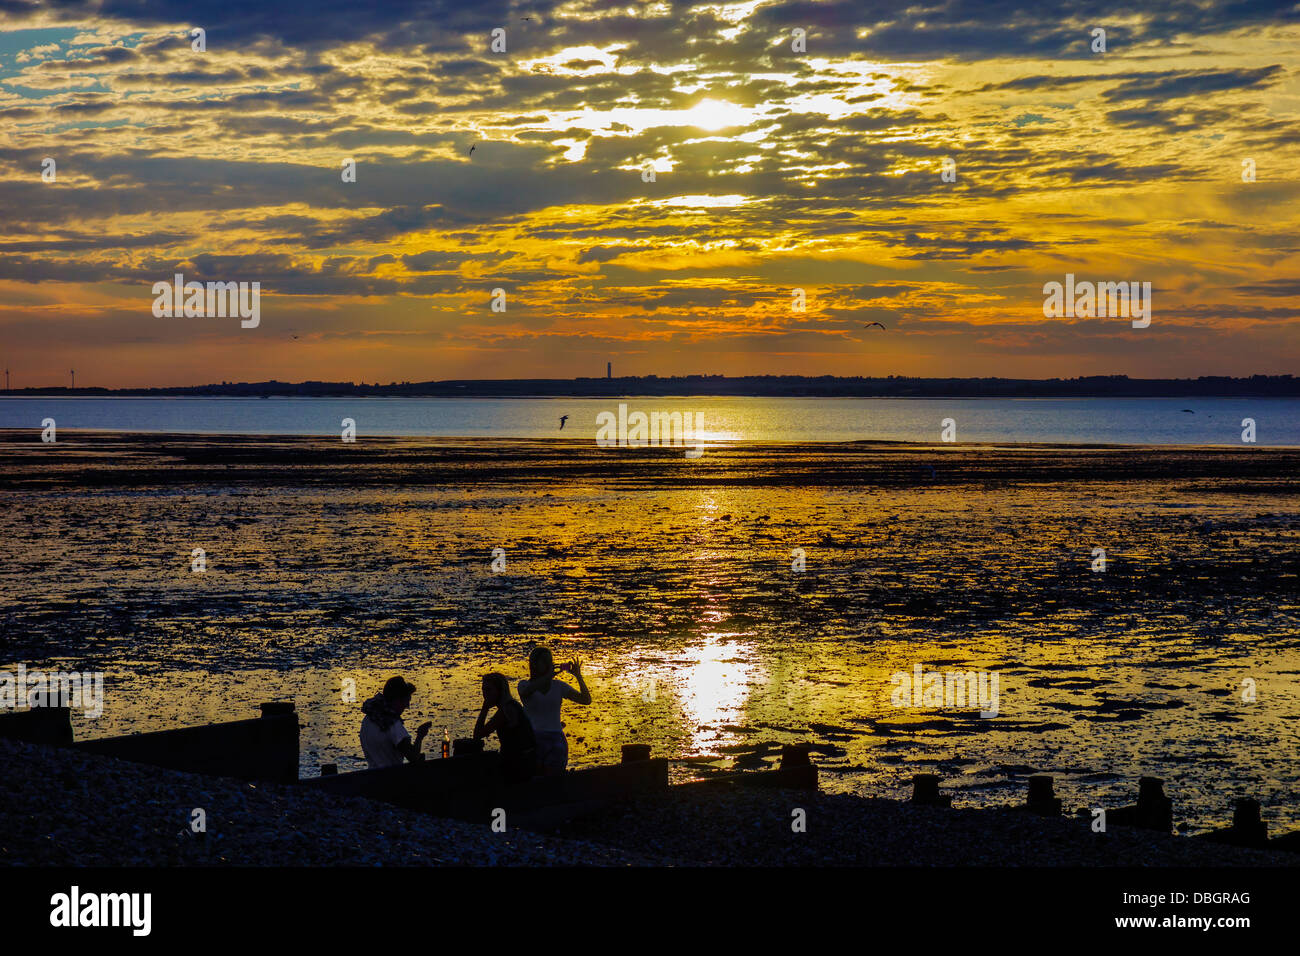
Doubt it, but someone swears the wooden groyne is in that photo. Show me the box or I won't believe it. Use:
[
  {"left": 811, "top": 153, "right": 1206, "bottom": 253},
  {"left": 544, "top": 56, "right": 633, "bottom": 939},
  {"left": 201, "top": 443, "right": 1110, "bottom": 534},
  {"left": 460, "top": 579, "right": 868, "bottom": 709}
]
[
  {"left": 914, "top": 771, "right": 1300, "bottom": 853},
  {"left": 300, "top": 746, "right": 672, "bottom": 827},
  {"left": 0, "top": 702, "right": 675, "bottom": 826},
  {"left": 0, "top": 701, "right": 299, "bottom": 783},
  {"left": 3, "top": 703, "right": 1296, "bottom": 849}
]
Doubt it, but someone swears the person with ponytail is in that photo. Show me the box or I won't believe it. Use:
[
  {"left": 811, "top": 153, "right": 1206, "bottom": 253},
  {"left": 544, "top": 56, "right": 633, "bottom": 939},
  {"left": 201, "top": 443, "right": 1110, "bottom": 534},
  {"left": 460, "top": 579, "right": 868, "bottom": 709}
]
[
  {"left": 518, "top": 646, "right": 591, "bottom": 775},
  {"left": 473, "top": 672, "right": 538, "bottom": 784}
]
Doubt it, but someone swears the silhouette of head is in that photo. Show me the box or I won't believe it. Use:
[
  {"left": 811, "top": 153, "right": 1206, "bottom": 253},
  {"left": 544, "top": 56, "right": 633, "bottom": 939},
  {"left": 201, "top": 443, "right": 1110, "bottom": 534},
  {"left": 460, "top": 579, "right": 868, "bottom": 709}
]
[
  {"left": 482, "top": 672, "right": 511, "bottom": 706},
  {"left": 528, "top": 646, "right": 555, "bottom": 685},
  {"left": 382, "top": 676, "right": 415, "bottom": 713}
]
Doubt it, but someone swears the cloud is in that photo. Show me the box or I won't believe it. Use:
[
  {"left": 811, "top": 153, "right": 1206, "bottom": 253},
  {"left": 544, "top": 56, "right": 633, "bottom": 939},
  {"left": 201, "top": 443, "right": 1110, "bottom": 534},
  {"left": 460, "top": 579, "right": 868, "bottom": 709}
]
[{"left": 0, "top": 0, "right": 1295, "bottom": 383}]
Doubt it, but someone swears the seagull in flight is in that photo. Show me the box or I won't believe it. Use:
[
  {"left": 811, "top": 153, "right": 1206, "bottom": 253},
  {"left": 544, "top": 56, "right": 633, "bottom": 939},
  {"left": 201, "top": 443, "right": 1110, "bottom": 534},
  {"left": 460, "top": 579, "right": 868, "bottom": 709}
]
[
  {"left": 468, "top": 144, "right": 475, "bottom": 156},
  {"left": 863, "top": 321, "right": 887, "bottom": 329},
  {"left": 559, "top": 415, "right": 569, "bottom": 430}
]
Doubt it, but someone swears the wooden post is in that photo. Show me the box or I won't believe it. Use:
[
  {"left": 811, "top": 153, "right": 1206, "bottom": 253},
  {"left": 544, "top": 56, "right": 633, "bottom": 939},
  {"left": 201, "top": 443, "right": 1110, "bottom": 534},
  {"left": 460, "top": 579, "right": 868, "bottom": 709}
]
[
  {"left": 780, "top": 743, "right": 811, "bottom": 768},
  {"left": 777, "top": 743, "right": 818, "bottom": 789},
  {"left": 911, "top": 773, "right": 950, "bottom": 807},
  {"left": 1027, "top": 775, "right": 1061, "bottom": 816},
  {"left": 1136, "top": 776, "right": 1172, "bottom": 832},
  {"left": 1195, "top": 797, "right": 1268, "bottom": 848},
  {"left": 1232, "top": 798, "right": 1267, "bottom": 846},
  {"left": 621, "top": 743, "right": 651, "bottom": 763}
]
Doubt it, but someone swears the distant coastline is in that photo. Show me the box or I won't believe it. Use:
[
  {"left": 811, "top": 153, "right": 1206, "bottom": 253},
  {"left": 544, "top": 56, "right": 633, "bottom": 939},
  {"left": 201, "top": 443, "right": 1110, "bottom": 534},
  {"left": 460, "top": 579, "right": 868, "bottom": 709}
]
[{"left": 2, "top": 374, "right": 1298, "bottom": 399}]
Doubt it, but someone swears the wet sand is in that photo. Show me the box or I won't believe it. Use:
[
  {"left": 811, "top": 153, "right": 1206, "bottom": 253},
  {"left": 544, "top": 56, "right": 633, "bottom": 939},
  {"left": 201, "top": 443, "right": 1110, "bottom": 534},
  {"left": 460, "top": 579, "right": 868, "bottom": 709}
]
[{"left": 2, "top": 430, "right": 1298, "bottom": 835}]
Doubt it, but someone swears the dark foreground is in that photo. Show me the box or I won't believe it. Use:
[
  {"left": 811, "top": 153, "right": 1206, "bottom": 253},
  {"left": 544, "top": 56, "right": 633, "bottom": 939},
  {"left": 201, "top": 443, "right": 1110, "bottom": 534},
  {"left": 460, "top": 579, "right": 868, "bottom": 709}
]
[{"left": 2, "top": 738, "right": 1293, "bottom": 867}]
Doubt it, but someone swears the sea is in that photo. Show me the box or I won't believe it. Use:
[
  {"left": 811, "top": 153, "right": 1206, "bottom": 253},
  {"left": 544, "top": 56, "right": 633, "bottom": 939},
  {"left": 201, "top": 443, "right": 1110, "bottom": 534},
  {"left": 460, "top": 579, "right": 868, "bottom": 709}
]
[{"left": 0, "top": 395, "right": 1297, "bottom": 444}]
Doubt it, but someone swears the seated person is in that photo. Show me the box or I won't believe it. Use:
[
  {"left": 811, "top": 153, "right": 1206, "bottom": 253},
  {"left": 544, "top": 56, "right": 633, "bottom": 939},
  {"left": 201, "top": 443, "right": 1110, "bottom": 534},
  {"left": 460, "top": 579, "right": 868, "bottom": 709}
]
[
  {"left": 360, "top": 676, "right": 431, "bottom": 769},
  {"left": 473, "top": 672, "right": 537, "bottom": 784}
]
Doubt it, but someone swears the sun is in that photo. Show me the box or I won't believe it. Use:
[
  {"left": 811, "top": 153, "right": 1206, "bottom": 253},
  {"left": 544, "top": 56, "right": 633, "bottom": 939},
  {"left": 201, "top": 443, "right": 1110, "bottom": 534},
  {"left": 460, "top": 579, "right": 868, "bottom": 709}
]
[{"left": 680, "top": 98, "right": 750, "bottom": 130}]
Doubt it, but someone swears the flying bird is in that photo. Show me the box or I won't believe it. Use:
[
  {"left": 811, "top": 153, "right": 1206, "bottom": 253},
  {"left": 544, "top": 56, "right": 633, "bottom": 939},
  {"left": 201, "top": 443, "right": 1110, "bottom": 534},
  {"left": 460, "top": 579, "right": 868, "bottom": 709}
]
[
  {"left": 863, "top": 321, "right": 887, "bottom": 329},
  {"left": 559, "top": 415, "right": 569, "bottom": 430},
  {"left": 468, "top": 144, "right": 475, "bottom": 156}
]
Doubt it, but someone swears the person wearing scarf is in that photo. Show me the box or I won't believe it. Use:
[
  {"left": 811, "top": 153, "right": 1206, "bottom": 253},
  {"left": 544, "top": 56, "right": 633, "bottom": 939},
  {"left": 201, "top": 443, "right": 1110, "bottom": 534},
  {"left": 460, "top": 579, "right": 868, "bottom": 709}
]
[{"left": 360, "top": 676, "right": 431, "bottom": 768}]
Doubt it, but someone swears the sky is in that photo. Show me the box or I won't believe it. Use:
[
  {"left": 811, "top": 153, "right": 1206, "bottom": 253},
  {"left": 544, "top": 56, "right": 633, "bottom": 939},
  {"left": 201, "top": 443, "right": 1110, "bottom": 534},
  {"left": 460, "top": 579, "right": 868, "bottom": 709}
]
[{"left": 0, "top": 0, "right": 1297, "bottom": 387}]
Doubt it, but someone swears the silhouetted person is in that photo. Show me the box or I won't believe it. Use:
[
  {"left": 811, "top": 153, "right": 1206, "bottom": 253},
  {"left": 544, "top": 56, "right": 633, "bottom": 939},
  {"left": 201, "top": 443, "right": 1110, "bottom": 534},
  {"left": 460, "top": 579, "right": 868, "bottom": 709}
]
[
  {"left": 518, "top": 647, "right": 591, "bottom": 775},
  {"left": 473, "top": 673, "right": 537, "bottom": 784},
  {"left": 360, "top": 676, "right": 431, "bottom": 769}
]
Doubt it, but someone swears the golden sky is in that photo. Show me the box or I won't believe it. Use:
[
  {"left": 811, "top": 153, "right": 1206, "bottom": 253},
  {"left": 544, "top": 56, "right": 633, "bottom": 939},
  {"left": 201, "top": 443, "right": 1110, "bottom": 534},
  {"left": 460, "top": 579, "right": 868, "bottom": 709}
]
[{"left": 1, "top": 0, "right": 1297, "bottom": 387}]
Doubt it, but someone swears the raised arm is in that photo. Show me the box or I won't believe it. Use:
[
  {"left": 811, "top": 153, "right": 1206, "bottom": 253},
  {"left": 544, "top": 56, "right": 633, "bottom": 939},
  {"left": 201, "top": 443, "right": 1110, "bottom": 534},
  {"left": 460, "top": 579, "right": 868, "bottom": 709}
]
[{"left": 562, "top": 660, "right": 592, "bottom": 705}]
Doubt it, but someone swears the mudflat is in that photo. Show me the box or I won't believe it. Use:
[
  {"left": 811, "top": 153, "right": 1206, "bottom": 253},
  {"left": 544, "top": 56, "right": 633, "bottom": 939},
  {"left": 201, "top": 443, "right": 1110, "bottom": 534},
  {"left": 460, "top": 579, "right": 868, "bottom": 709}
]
[{"left": 2, "top": 431, "right": 1297, "bottom": 834}]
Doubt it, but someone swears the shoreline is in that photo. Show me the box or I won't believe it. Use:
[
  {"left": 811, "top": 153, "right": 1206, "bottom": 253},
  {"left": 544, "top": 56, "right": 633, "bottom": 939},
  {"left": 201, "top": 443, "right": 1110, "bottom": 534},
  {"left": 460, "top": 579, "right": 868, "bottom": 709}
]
[
  {"left": 4, "top": 430, "right": 1299, "bottom": 490},
  {"left": 4, "top": 425, "right": 1300, "bottom": 446}
]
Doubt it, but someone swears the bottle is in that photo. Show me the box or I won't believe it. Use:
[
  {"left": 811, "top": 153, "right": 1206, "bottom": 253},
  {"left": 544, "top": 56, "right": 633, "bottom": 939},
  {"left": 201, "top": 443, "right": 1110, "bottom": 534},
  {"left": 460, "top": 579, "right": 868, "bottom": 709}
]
[{"left": 442, "top": 727, "right": 450, "bottom": 759}]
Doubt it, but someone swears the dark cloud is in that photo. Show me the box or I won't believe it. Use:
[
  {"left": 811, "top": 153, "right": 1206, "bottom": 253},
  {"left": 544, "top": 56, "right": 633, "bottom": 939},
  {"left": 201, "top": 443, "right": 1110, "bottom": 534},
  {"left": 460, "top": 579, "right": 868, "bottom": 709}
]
[
  {"left": 1236, "top": 279, "right": 1300, "bottom": 297},
  {"left": 1101, "top": 66, "right": 1285, "bottom": 102}
]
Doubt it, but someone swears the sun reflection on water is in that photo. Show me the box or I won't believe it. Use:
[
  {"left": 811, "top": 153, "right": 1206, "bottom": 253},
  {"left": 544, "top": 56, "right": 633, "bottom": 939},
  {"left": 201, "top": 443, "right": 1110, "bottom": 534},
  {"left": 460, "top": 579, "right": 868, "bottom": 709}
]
[{"left": 678, "top": 634, "right": 764, "bottom": 751}]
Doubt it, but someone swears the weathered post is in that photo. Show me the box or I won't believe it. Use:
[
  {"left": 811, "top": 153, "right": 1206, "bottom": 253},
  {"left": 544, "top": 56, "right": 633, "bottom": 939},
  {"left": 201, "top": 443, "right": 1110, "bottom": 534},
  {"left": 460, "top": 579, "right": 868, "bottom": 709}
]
[
  {"left": 911, "top": 773, "right": 951, "bottom": 807},
  {"left": 1231, "top": 798, "right": 1268, "bottom": 847},
  {"left": 1111, "top": 775, "right": 1174, "bottom": 831},
  {"left": 778, "top": 743, "right": 818, "bottom": 789},
  {"left": 1027, "top": 775, "right": 1061, "bottom": 816},
  {"left": 1193, "top": 797, "right": 1268, "bottom": 848},
  {"left": 1136, "top": 776, "right": 1173, "bottom": 832}
]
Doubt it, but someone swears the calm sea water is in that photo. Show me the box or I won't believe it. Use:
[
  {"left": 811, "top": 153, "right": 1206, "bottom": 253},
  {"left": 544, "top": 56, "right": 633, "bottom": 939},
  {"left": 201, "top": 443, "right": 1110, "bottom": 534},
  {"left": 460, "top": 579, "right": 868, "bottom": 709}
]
[{"left": 1, "top": 395, "right": 1296, "bottom": 444}]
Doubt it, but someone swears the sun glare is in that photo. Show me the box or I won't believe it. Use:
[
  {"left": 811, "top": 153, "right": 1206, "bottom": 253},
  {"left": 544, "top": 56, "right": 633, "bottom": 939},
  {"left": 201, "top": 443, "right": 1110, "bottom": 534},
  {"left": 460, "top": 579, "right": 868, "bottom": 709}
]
[{"left": 680, "top": 98, "right": 751, "bottom": 130}]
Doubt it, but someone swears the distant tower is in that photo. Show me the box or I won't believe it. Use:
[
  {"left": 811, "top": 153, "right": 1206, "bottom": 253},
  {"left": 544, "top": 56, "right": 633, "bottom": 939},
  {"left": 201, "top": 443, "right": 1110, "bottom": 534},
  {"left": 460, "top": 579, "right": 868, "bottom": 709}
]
[
  {"left": 607, "top": 362, "right": 612, "bottom": 379},
  {"left": 4, "top": 369, "right": 8, "bottom": 391},
  {"left": 70, "top": 369, "right": 75, "bottom": 389}
]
